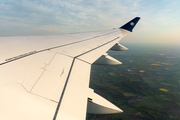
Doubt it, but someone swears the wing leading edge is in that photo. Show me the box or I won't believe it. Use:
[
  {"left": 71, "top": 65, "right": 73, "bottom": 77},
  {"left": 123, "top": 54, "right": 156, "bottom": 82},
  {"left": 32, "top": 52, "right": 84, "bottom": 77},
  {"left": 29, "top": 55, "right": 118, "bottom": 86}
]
[{"left": 0, "top": 17, "right": 140, "bottom": 120}]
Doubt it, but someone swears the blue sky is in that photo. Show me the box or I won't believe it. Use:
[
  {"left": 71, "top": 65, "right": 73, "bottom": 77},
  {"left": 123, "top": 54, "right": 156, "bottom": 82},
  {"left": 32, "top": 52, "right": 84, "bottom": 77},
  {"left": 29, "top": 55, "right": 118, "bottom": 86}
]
[{"left": 0, "top": 0, "right": 180, "bottom": 44}]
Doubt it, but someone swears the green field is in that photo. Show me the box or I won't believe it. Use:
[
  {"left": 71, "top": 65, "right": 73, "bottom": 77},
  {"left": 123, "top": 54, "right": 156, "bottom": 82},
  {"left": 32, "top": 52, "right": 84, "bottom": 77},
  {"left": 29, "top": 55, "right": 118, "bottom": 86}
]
[{"left": 88, "top": 44, "right": 180, "bottom": 120}]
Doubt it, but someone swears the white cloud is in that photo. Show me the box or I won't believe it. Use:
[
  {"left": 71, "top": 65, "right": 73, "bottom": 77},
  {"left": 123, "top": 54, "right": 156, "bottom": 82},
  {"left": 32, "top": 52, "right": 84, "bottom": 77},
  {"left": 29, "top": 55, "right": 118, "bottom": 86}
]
[
  {"left": 34, "top": 25, "right": 66, "bottom": 33},
  {"left": 0, "top": 0, "right": 180, "bottom": 44}
]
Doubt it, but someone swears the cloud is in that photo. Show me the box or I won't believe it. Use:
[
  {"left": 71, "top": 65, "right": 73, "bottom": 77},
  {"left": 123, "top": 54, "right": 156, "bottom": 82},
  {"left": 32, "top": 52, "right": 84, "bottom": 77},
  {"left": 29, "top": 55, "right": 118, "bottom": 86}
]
[{"left": 0, "top": 0, "right": 180, "bottom": 44}]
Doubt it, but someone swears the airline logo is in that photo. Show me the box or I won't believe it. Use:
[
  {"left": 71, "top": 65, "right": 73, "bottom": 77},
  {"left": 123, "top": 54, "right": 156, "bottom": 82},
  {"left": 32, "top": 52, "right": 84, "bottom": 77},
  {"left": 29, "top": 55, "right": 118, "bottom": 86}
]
[{"left": 130, "top": 22, "right": 134, "bottom": 26}]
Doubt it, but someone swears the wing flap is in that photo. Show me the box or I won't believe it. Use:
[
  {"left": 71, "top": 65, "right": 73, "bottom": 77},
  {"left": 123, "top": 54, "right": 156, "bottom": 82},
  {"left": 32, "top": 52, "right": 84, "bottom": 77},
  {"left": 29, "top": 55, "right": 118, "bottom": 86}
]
[
  {"left": 56, "top": 59, "right": 91, "bottom": 120},
  {"left": 31, "top": 53, "right": 73, "bottom": 102}
]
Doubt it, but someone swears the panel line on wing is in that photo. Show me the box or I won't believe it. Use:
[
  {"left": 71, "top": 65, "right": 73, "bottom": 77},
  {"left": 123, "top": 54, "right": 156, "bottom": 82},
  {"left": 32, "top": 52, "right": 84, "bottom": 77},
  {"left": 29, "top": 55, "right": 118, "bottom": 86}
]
[
  {"left": 47, "top": 52, "right": 59, "bottom": 65},
  {"left": 76, "top": 58, "right": 91, "bottom": 64},
  {"left": 30, "top": 92, "right": 59, "bottom": 103},
  {"left": 37, "top": 30, "right": 118, "bottom": 53},
  {"left": 75, "top": 37, "right": 120, "bottom": 58},
  {"left": 19, "top": 82, "right": 60, "bottom": 103},
  {"left": 53, "top": 58, "right": 75, "bottom": 120},
  {"left": 29, "top": 69, "right": 46, "bottom": 92},
  {"left": 13, "top": 83, "right": 60, "bottom": 103},
  {"left": 0, "top": 30, "right": 119, "bottom": 66},
  {"left": 53, "top": 36, "right": 120, "bottom": 120}
]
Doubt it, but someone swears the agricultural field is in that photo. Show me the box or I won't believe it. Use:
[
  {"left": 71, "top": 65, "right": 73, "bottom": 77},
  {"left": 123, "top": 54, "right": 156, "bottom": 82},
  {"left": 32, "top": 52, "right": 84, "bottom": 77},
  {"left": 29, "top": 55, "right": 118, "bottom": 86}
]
[{"left": 87, "top": 43, "right": 180, "bottom": 120}]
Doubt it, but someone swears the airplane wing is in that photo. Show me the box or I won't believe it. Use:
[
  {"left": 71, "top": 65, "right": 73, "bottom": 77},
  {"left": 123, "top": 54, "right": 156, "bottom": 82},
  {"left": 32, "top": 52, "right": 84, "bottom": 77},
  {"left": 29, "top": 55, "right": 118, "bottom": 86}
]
[{"left": 0, "top": 17, "right": 140, "bottom": 120}]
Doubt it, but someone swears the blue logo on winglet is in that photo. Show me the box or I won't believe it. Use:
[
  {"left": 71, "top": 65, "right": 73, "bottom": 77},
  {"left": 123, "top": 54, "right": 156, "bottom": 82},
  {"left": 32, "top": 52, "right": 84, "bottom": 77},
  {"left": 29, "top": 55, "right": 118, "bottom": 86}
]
[{"left": 120, "top": 17, "right": 140, "bottom": 32}]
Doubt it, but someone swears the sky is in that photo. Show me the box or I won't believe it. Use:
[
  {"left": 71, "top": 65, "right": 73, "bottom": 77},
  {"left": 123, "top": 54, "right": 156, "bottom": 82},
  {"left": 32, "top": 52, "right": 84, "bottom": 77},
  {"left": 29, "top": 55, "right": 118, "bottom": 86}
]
[{"left": 0, "top": 0, "right": 180, "bottom": 45}]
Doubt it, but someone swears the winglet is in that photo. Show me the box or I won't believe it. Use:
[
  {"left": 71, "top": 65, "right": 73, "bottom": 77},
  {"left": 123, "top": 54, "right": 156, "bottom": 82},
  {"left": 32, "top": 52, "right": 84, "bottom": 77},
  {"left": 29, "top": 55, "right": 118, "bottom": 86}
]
[{"left": 120, "top": 17, "right": 140, "bottom": 32}]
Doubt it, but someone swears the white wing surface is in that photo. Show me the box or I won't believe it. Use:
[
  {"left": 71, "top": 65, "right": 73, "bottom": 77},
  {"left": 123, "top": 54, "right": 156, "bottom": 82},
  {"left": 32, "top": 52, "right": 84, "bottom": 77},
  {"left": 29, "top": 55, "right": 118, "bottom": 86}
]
[{"left": 0, "top": 17, "right": 140, "bottom": 120}]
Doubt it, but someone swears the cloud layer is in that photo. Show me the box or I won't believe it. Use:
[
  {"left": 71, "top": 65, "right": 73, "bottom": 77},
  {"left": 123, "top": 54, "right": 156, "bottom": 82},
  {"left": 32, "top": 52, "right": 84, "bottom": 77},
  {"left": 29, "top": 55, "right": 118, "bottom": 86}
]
[{"left": 0, "top": 0, "right": 180, "bottom": 44}]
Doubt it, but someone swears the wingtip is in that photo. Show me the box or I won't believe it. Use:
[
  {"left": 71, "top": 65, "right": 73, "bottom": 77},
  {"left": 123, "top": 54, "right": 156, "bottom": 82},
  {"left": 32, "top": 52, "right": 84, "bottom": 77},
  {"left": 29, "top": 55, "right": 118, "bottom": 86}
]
[
  {"left": 120, "top": 17, "right": 141, "bottom": 32},
  {"left": 136, "top": 17, "right": 141, "bottom": 19}
]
